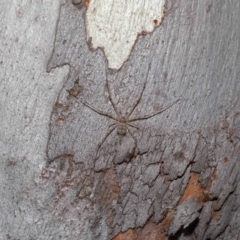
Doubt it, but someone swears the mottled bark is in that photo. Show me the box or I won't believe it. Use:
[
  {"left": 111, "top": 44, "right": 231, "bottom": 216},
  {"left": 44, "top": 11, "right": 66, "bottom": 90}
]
[{"left": 1, "top": 0, "right": 239, "bottom": 240}]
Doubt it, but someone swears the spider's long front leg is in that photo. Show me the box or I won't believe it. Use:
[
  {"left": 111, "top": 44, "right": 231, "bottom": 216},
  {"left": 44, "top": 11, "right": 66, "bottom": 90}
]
[
  {"left": 95, "top": 124, "right": 116, "bottom": 159},
  {"left": 76, "top": 97, "right": 117, "bottom": 121},
  {"left": 106, "top": 78, "right": 121, "bottom": 118},
  {"left": 127, "top": 64, "right": 151, "bottom": 118},
  {"left": 129, "top": 99, "right": 181, "bottom": 122}
]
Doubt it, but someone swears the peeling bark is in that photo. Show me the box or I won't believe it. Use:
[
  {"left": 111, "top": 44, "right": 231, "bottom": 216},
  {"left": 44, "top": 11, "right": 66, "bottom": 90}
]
[{"left": 44, "top": 0, "right": 240, "bottom": 239}]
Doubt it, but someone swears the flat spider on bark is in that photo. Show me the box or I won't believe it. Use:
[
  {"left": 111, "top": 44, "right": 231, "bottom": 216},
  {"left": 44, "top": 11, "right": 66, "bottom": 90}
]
[{"left": 76, "top": 67, "right": 180, "bottom": 159}]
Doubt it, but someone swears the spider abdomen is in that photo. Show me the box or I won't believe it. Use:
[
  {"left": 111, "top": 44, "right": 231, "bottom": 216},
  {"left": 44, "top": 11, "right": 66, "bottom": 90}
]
[
  {"left": 117, "top": 117, "right": 127, "bottom": 135},
  {"left": 117, "top": 123, "right": 127, "bottom": 135}
]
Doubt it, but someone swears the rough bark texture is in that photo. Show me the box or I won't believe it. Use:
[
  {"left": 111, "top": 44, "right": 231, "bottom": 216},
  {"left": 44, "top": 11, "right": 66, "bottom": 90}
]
[{"left": 1, "top": 0, "right": 240, "bottom": 240}]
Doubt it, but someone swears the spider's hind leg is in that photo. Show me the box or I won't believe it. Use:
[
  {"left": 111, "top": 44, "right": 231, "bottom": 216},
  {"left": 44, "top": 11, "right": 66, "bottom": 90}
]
[
  {"left": 76, "top": 97, "right": 117, "bottom": 121},
  {"left": 127, "top": 126, "right": 138, "bottom": 146},
  {"left": 94, "top": 125, "right": 116, "bottom": 171}
]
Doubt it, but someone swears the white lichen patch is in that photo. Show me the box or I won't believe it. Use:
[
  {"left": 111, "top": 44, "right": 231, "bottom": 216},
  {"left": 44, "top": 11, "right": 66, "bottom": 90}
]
[{"left": 86, "top": 0, "right": 166, "bottom": 70}]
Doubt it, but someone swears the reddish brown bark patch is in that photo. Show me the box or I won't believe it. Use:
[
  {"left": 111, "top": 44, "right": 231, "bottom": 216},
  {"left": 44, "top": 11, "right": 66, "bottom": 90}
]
[
  {"left": 113, "top": 223, "right": 168, "bottom": 240},
  {"left": 113, "top": 229, "right": 136, "bottom": 240},
  {"left": 223, "top": 157, "right": 228, "bottom": 163},
  {"left": 180, "top": 173, "right": 203, "bottom": 202},
  {"left": 113, "top": 212, "right": 176, "bottom": 240}
]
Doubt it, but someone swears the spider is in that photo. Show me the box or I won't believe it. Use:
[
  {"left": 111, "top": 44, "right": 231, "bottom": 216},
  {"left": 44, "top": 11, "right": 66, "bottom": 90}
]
[{"left": 76, "top": 67, "right": 180, "bottom": 159}]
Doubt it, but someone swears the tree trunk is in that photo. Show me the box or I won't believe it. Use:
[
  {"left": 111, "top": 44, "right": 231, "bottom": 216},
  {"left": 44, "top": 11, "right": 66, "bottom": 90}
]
[{"left": 1, "top": 0, "right": 239, "bottom": 239}]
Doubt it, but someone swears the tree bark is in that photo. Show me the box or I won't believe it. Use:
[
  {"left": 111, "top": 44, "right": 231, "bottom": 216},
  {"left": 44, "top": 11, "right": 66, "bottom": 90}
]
[{"left": 1, "top": 0, "right": 239, "bottom": 239}]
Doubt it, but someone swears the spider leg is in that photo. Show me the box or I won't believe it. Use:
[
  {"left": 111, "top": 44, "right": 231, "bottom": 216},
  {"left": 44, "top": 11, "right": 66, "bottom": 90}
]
[
  {"left": 127, "top": 123, "right": 140, "bottom": 131},
  {"left": 109, "top": 122, "right": 116, "bottom": 128},
  {"left": 106, "top": 78, "right": 121, "bottom": 118},
  {"left": 127, "top": 63, "right": 151, "bottom": 118},
  {"left": 95, "top": 125, "right": 116, "bottom": 159},
  {"left": 126, "top": 126, "right": 138, "bottom": 149},
  {"left": 76, "top": 97, "right": 117, "bottom": 121},
  {"left": 129, "top": 99, "right": 181, "bottom": 122}
]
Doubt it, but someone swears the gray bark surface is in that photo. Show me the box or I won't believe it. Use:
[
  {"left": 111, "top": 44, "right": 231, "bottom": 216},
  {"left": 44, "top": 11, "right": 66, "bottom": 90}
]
[{"left": 1, "top": 0, "right": 240, "bottom": 240}]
